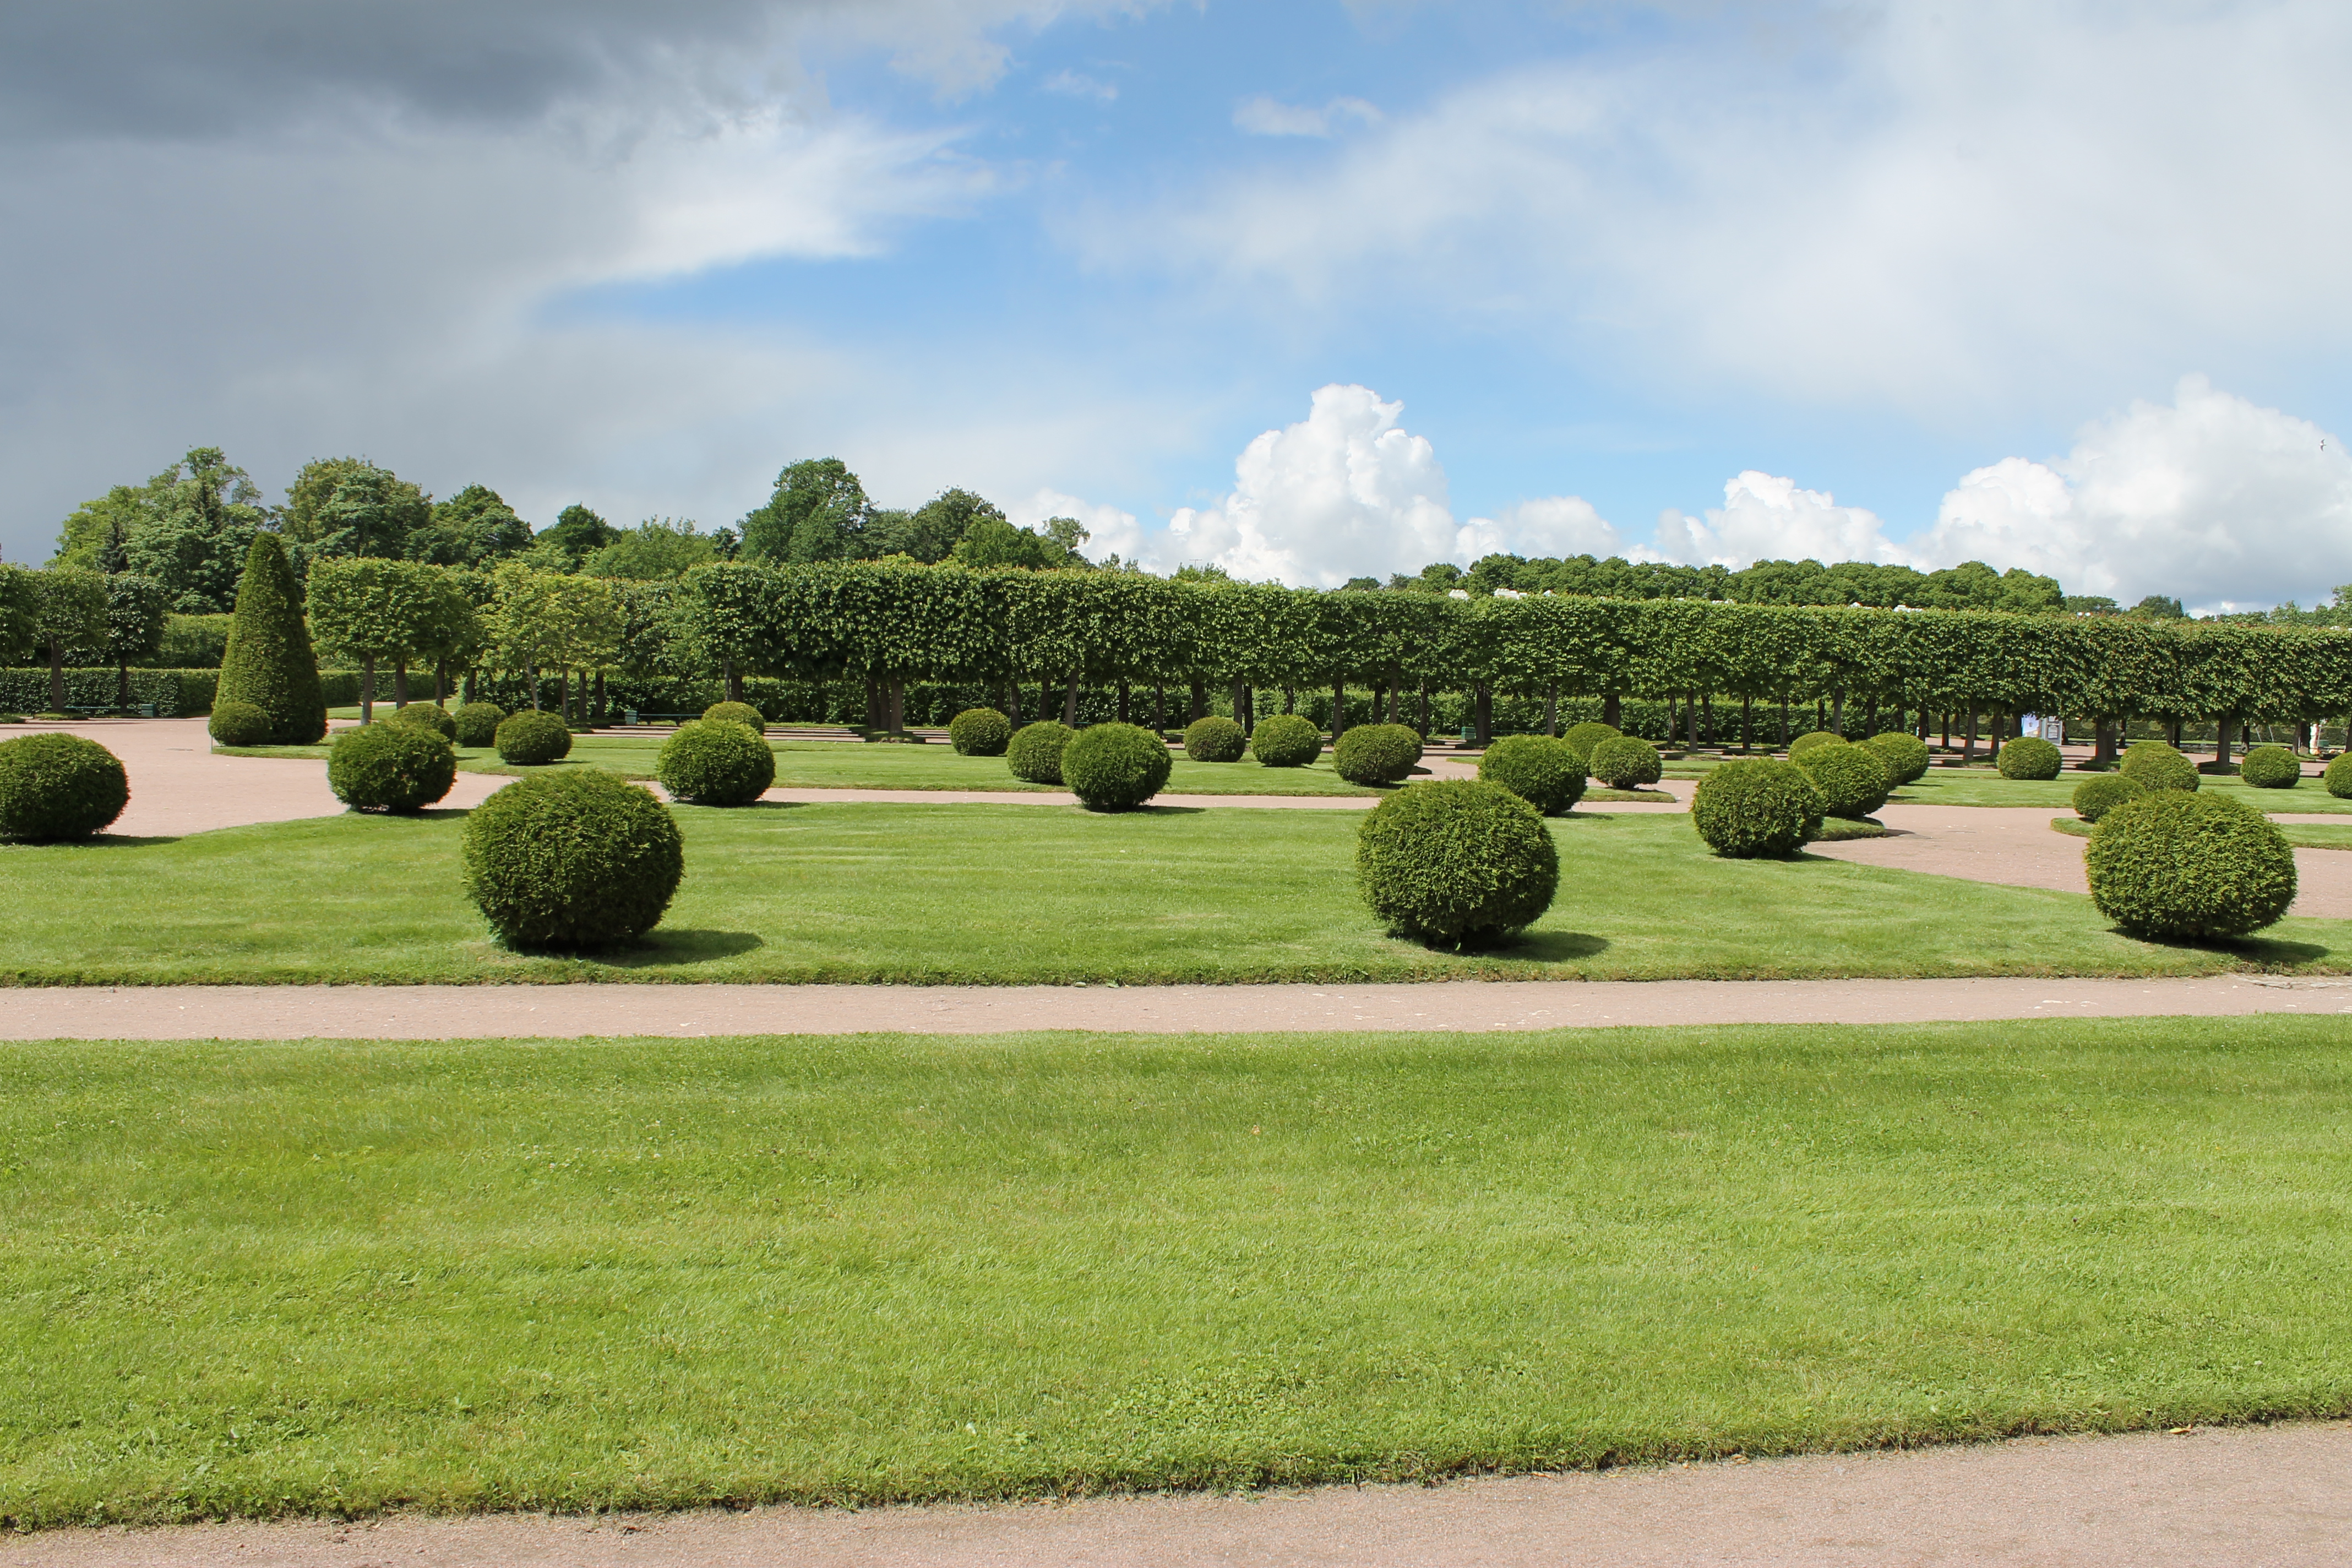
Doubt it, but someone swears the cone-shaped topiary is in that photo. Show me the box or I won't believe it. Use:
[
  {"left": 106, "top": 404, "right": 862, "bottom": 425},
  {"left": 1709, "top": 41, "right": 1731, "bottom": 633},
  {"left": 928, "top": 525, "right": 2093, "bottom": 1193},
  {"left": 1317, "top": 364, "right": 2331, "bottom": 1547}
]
[
  {"left": 1356, "top": 779, "right": 1559, "bottom": 949},
  {"left": 1477, "top": 733, "right": 1587, "bottom": 814},
  {"left": 1249, "top": 712, "right": 1323, "bottom": 767},
  {"left": 1787, "top": 730, "right": 1844, "bottom": 759},
  {"left": 207, "top": 701, "right": 273, "bottom": 747},
  {"left": 385, "top": 703, "right": 457, "bottom": 741},
  {"left": 2086, "top": 792, "right": 2296, "bottom": 939},
  {"left": 2239, "top": 744, "right": 2301, "bottom": 789},
  {"left": 1998, "top": 736, "right": 2063, "bottom": 780},
  {"left": 2328, "top": 753, "right": 2352, "bottom": 798},
  {"left": 1587, "top": 735, "right": 1663, "bottom": 789},
  {"left": 1007, "top": 720, "right": 1072, "bottom": 783},
  {"left": 1183, "top": 715, "right": 1246, "bottom": 761},
  {"left": 0, "top": 732, "right": 129, "bottom": 841},
  {"left": 454, "top": 701, "right": 505, "bottom": 747},
  {"left": 328, "top": 723, "right": 456, "bottom": 813},
  {"left": 2071, "top": 772, "right": 2148, "bottom": 823},
  {"left": 2119, "top": 741, "right": 2199, "bottom": 793},
  {"left": 215, "top": 534, "right": 326, "bottom": 745},
  {"left": 1861, "top": 731, "right": 1930, "bottom": 786},
  {"left": 1560, "top": 721, "right": 1619, "bottom": 764},
  {"left": 656, "top": 718, "right": 776, "bottom": 804},
  {"left": 703, "top": 700, "right": 765, "bottom": 731},
  {"left": 949, "top": 707, "right": 1012, "bottom": 756},
  {"left": 461, "top": 770, "right": 684, "bottom": 949},
  {"left": 1795, "top": 742, "right": 1890, "bottom": 818},
  {"left": 1691, "top": 759, "right": 1822, "bottom": 858},
  {"left": 1063, "top": 721, "right": 1173, "bottom": 809},
  {"left": 1333, "top": 723, "right": 1423, "bottom": 785},
  {"left": 496, "top": 710, "right": 573, "bottom": 765}
]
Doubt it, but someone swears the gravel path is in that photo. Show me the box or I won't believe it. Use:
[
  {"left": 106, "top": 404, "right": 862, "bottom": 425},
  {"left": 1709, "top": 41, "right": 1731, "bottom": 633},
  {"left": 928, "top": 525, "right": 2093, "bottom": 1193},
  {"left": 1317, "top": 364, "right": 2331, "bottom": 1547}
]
[{"left": 10, "top": 1421, "right": 2348, "bottom": 1567}]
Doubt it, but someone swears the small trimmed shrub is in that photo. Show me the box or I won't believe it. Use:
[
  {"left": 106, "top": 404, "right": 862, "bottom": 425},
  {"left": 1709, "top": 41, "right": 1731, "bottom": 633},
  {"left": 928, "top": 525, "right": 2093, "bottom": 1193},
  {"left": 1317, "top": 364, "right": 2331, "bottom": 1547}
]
[
  {"left": 385, "top": 703, "right": 457, "bottom": 741},
  {"left": 949, "top": 707, "right": 1012, "bottom": 756},
  {"left": 2071, "top": 772, "right": 2148, "bottom": 823},
  {"left": 1787, "top": 731, "right": 1844, "bottom": 759},
  {"left": 453, "top": 702, "right": 506, "bottom": 747},
  {"left": 1861, "top": 731, "right": 1930, "bottom": 786},
  {"left": 1063, "top": 722, "right": 1173, "bottom": 810},
  {"left": 1183, "top": 716, "right": 1247, "bottom": 762},
  {"left": 2328, "top": 753, "right": 2352, "bottom": 799},
  {"left": 656, "top": 719, "right": 776, "bottom": 805},
  {"left": 1691, "top": 759, "right": 1822, "bottom": 858},
  {"left": 207, "top": 701, "right": 273, "bottom": 748},
  {"left": 1355, "top": 779, "right": 1559, "bottom": 948},
  {"left": 495, "top": 710, "right": 574, "bottom": 766},
  {"left": 703, "top": 701, "right": 766, "bottom": 731},
  {"left": 1560, "top": 721, "right": 1620, "bottom": 764},
  {"left": 1587, "top": 735, "right": 1663, "bottom": 789},
  {"left": 0, "top": 733, "right": 129, "bottom": 841},
  {"left": 2086, "top": 792, "right": 2296, "bottom": 939},
  {"left": 1795, "top": 742, "right": 1891, "bottom": 819},
  {"left": 1477, "top": 734, "right": 1587, "bottom": 815},
  {"left": 2119, "top": 741, "right": 2199, "bottom": 793},
  {"left": 327, "top": 723, "right": 456, "bottom": 813},
  {"left": 1249, "top": 712, "right": 1323, "bottom": 767},
  {"left": 1997, "top": 736, "right": 2063, "bottom": 780},
  {"left": 460, "top": 770, "right": 684, "bottom": 949},
  {"left": 2239, "top": 744, "right": 2301, "bottom": 790},
  {"left": 1333, "top": 723, "right": 1424, "bottom": 785},
  {"left": 1007, "top": 721, "right": 1073, "bottom": 784}
]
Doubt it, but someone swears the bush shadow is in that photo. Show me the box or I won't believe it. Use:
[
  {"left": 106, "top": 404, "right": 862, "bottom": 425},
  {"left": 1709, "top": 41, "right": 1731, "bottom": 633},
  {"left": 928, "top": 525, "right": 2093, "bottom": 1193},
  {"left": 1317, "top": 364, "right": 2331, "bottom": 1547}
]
[
  {"left": 2114, "top": 931, "right": 2334, "bottom": 967},
  {"left": 592, "top": 930, "right": 767, "bottom": 968},
  {"left": 2, "top": 832, "right": 183, "bottom": 850}
]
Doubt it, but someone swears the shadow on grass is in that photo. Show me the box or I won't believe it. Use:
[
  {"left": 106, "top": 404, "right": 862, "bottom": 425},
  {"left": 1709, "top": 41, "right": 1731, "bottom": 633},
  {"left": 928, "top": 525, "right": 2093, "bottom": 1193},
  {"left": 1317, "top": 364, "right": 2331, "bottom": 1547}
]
[
  {"left": 0, "top": 833, "right": 184, "bottom": 850},
  {"left": 603, "top": 930, "right": 767, "bottom": 967},
  {"left": 2117, "top": 932, "right": 2334, "bottom": 967}
]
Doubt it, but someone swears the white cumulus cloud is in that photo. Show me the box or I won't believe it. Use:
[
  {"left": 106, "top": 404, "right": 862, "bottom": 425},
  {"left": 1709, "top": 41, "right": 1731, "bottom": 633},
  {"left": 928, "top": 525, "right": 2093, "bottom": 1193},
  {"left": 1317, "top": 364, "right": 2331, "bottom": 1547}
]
[
  {"left": 1652, "top": 473, "right": 1915, "bottom": 571},
  {"left": 1004, "top": 487, "right": 1145, "bottom": 563}
]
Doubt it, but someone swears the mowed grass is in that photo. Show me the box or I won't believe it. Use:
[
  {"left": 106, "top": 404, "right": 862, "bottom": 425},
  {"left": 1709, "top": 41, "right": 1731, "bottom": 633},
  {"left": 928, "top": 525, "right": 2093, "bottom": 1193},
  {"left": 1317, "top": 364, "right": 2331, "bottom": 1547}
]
[
  {"left": 1890, "top": 769, "right": 2352, "bottom": 813},
  {"left": 2051, "top": 815, "right": 2352, "bottom": 851},
  {"left": 6, "top": 1019, "right": 2352, "bottom": 1526},
  {"left": 1, "top": 804, "right": 2342, "bottom": 984}
]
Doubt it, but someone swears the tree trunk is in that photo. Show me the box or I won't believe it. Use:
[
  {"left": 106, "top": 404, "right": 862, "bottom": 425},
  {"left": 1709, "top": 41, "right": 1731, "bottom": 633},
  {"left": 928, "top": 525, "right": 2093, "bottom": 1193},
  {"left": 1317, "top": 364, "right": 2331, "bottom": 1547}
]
[
  {"left": 1687, "top": 692, "right": 1700, "bottom": 750},
  {"left": 1283, "top": 686, "right": 1295, "bottom": 715},
  {"left": 1545, "top": 682, "right": 1559, "bottom": 737},
  {"left": 393, "top": 661, "right": 410, "bottom": 709},
  {"left": 1190, "top": 679, "right": 1207, "bottom": 723},
  {"left": 1989, "top": 710, "right": 2005, "bottom": 761},
  {"left": 1780, "top": 696, "right": 1790, "bottom": 748},
  {"left": 1331, "top": 681, "right": 1347, "bottom": 738},
  {"left": 462, "top": 668, "right": 477, "bottom": 704},
  {"left": 2217, "top": 715, "right": 2235, "bottom": 768},
  {"left": 1831, "top": 690, "right": 1844, "bottom": 736},
  {"left": 594, "top": 672, "right": 607, "bottom": 725},
  {"left": 434, "top": 660, "right": 448, "bottom": 705},
  {"left": 117, "top": 660, "right": 130, "bottom": 707},
  {"left": 1418, "top": 684, "right": 1430, "bottom": 736},
  {"left": 1603, "top": 691, "right": 1621, "bottom": 728},
  {"left": 1117, "top": 680, "right": 1130, "bottom": 723},
  {"left": 1006, "top": 677, "right": 1021, "bottom": 726},
  {"left": 1063, "top": 673, "right": 1079, "bottom": 728},
  {"left": 1153, "top": 684, "right": 1165, "bottom": 731},
  {"left": 890, "top": 678, "right": 907, "bottom": 735},
  {"left": 1231, "top": 681, "right": 1247, "bottom": 732},
  {"left": 1815, "top": 699, "right": 1826, "bottom": 732},
  {"left": 723, "top": 657, "right": 743, "bottom": 705},
  {"left": 1742, "top": 695, "right": 1753, "bottom": 752},
  {"left": 362, "top": 655, "right": 377, "bottom": 723},
  {"left": 1387, "top": 683, "right": 1402, "bottom": 725},
  {"left": 556, "top": 669, "right": 569, "bottom": 722},
  {"left": 1963, "top": 710, "right": 1978, "bottom": 762},
  {"left": 1474, "top": 685, "right": 1493, "bottom": 746},
  {"left": 2095, "top": 718, "right": 2118, "bottom": 766}
]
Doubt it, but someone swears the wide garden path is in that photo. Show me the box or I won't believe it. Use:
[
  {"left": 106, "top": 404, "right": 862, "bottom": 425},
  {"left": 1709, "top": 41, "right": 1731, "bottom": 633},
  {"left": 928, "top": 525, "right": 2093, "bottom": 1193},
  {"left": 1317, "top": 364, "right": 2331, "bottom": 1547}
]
[{"left": 11, "top": 1420, "right": 2349, "bottom": 1567}]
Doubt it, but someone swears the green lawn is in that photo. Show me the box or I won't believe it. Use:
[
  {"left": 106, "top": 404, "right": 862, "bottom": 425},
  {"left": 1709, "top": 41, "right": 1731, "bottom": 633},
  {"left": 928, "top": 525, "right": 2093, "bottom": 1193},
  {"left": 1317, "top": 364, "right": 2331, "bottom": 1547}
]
[
  {"left": 1890, "top": 770, "right": 2352, "bottom": 813},
  {"left": 1, "top": 803, "right": 2340, "bottom": 984},
  {"left": 2052, "top": 815, "right": 2352, "bottom": 851},
  {"left": 6, "top": 1019, "right": 2351, "bottom": 1526}
]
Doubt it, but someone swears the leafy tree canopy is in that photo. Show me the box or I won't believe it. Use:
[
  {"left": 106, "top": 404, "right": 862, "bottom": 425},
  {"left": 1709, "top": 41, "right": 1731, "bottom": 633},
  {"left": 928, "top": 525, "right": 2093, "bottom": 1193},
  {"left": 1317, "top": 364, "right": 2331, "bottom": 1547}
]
[
  {"left": 52, "top": 485, "right": 154, "bottom": 571},
  {"left": 535, "top": 503, "right": 619, "bottom": 569},
  {"left": 124, "top": 448, "right": 269, "bottom": 614},
  {"left": 409, "top": 483, "right": 532, "bottom": 566},
  {"left": 584, "top": 518, "right": 721, "bottom": 580},
  {"left": 951, "top": 516, "right": 1090, "bottom": 570},
  {"left": 1416, "top": 552, "right": 2067, "bottom": 614},
  {"left": 281, "top": 459, "right": 429, "bottom": 559},
  {"left": 880, "top": 488, "right": 1008, "bottom": 564},
  {"left": 740, "top": 458, "right": 872, "bottom": 564}
]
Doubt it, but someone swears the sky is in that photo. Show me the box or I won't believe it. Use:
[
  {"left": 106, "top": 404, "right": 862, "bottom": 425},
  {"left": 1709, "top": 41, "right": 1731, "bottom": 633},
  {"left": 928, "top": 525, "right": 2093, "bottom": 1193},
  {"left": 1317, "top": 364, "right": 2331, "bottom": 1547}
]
[{"left": 6, "top": 0, "right": 2352, "bottom": 612}]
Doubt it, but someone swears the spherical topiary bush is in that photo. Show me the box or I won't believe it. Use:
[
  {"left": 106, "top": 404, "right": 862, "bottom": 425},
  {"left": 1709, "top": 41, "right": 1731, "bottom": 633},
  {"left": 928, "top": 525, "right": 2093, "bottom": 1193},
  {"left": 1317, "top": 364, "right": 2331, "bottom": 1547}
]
[
  {"left": 1249, "top": 712, "right": 1323, "bottom": 768},
  {"left": 2086, "top": 792, "right": 2296, "bottom": 939},
  {"left": 949, "top": 707, "right": 1012, "bottom": 756},
  {"left": 1063, "top": 722, "right": 1173, "bottom": 810},
  {"left": 1355, "top": 780, "right": 1559, "bottom": 949},
  {"left": 1795, "top": 742, "right": 1891, "bottom": 819},
  {"left": 2239, "top": 744, "right": 2302, "bottom": 790},
  {"left": 1587, "top": 735, "right": 1664, "bottom": 790},
  {"left": 1007, "top": 721, "right": 1073, "bottom": 784},
  {"left": 1787, "top": 731, "right": 1845, "bottom": 760},
  {"left": 2071, "top": 772, "right": 2148, "bottom": 823},
  {"left": 386, "top": 703, "right": 458, "bottom": 741},
  {"left": 1691, "top": 760, "right": 1822, "bottom": 858},
  {"left": 495, "top": 710, "right": 574, "bottom": 766},
  {"left": 2328, "top": 753, "right": 2352, "bottom": 799},
  {"left": 0, "top": 733, "right": 129, "bottom": 841},
  {"left": 327, "top": 723, "right": 456, "bottom": 813},
  {"left": 207, "top": 701, "right": 273, "bottom": 748},
  {"left": 1477, "top": 733, "right": 1587, "bottom": 815},
  {"left": 1861, "top": 731, "right": 1930, "bottom": 786},
  {"left": 2119, "top": 741, "right": 2199, "bottom": 793},
  {"left": 454, "top": 701, "right": 506, "bottom": 748},
  {"left": 703, "top": 700, "right": 766, "bottom": 731},
  {"left": 1333, "top": 723, "right": 1423, "bottom": 785},
  {"left": 460, "top": 770, "right": 684, "bottom": 950},
  {"left": 1183, "top": 716, "right": 1247, "bottom": 762},
  {"left": 656, "top": 718, "right": 776, "bottom": 805},
  {"left": 1997, "top": 736, "right": 2064, "bottom": 780},
  {"left": 1560, "top": 721, "right": 1619, "bottom": 765}
]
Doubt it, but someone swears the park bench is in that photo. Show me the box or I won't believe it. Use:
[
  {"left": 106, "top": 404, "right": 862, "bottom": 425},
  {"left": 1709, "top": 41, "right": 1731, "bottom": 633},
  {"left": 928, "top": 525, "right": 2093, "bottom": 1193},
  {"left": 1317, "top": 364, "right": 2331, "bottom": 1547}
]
[{"left": 61, "top": 703, "right": 158, "bottom": 718}]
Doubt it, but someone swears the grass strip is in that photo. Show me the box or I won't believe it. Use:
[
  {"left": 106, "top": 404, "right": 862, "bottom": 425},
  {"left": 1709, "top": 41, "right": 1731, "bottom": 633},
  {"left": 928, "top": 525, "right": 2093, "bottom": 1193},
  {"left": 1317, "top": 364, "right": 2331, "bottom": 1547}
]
[{"left": 2050, "top": 816, "right": 2352, "bottom": 850}]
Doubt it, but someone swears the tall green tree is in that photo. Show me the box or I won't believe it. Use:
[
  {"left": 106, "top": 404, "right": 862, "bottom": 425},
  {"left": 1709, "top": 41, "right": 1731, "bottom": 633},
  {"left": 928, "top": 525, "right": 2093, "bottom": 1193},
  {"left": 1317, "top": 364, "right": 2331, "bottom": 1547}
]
[
  {"left": 217, "top": 535, "right": 328, "bottom": 744},
  {"left": 533, "top": 504, "right": 616, "bottom": 569},
  {"left": 52, "top": 485, "right": 155, "bottom": 571},
  {"left": 124, "top": 448, "right": 269, "bottom": 613},
  {"left": 583, "top": 519, "right": 719, "bottom": 580},
  {"left": 872, "top": 487, "right": 1006, "bottom": 563},
  {"left": 306, "top": 558, "right": 457, "bottom": 721},
  {"left": 487, "top": 565, "right": 620, "bottom": 714},
  {"left": 29, "top": 567, "right": 110, "bottom": 710},
  {"left": 71, "top": 575, "right": 170, "bottom": 706},
  {"left": 739, "top": 458, "right": 870, "bottom": 563},
  {"left": 281, "top": 459, "right": 431, "bottom": 558},
  {"left": 407, "top": 484, "right": 533, "bottom": 566}
]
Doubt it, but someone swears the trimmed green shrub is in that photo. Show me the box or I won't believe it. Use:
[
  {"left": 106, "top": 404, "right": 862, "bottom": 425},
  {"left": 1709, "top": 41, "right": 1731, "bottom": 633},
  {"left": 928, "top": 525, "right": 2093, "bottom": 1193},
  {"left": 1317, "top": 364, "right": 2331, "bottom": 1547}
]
[
  {"left": 1355, "top": 779, "right": 1559, "bottom": 949},
  {"left": 215, "top": 534, "right": 327, "bottom": 745},
  {"left": 460, "top": 771, "right": 684, "bottom": 949},
  {"left": 385, "top": 703, "right": 457, "bottom": 741},
  {"left": 207, "top": 701, "right": 273, "bottom": 748},
  {"left": 1997, "top": 736, "right": 2064, "bottom": 780},
  {"left": 2119, "top": 741, "right": 2200, "bottom": 793},
  {"left": 0, "top": 733, "right": 129, "bottom": 841},
  {"left": 1587, "top": 735, "right": 1663, "bottom": 789},
  {"left": 1063, "top": 722, "right": 1173, "bottom": 810},
  {"left": 1183, "top": 716, "right": 1247, "bottom": 762},
  {"left": 2239, "top": 744, "right": 2301, "bottom": 790},
  {"left": 2328, "top": 753, "right": 2352, "bottom": 799},
  {"left": 1560, "top": 721, "right": 1620, "bottom": 764},
  {"left": 1795, "top": 742, "right": 1891, "bottom": 818},
  {"left": 1477, "top": 733, "right": 1587, "bottom": 815},
  {"left": 454, "top": 702, "right": 506, "bottom": 747},
  {"left": 495, "top": 710, "right": 574, "bottom": 766},
  {"left": 656, "top": 719, "right": 776, "bottom": 805},
  {"left": 702, "top": 701, "right": 766, "bottom": 731},
  {"left": 1333, "top": 723, "right": 1423, "bottom": 785},
  {"left": 1787, "top": 730, "right": 1844, "bottom": 759},
  {"left": 1861, "top": 731, "right": 1930, "bottom": 786},
  {"left": 2071, "top": 772, "right": 2148, "bottom": 823},
  {"left": 1691, "top": 759, "right": 1823, "bottom": 858},
  {"left": 1007, "top": 721, "right": 1073, "bottom": 784},
  {"left": 949, "top": 707, "right": 1012, "bottom": 756},
  {"left": 326, "top": 723, "right": 456, "bottom": 813},
  {"left": 1249, "top": 712, "right": 1324, "bottom": 768},
  {"left": 2086, "top": 792, "right": 2296, "bottom": 939}
]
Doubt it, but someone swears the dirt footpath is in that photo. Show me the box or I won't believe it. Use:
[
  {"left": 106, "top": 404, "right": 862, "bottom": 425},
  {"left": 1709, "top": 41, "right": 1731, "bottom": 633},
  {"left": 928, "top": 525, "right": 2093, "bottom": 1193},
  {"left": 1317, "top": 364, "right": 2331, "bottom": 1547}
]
[{"left": 11, "top": 1421, "right": 2349, "bottom": 1567}]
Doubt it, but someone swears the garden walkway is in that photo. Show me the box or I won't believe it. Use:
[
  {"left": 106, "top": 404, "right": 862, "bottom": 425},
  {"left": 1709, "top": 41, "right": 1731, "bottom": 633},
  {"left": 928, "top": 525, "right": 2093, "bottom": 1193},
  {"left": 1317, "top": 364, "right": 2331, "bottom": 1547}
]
[{"left": 11, "top": 1419, "right": 2349, "bottom": 1566}]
